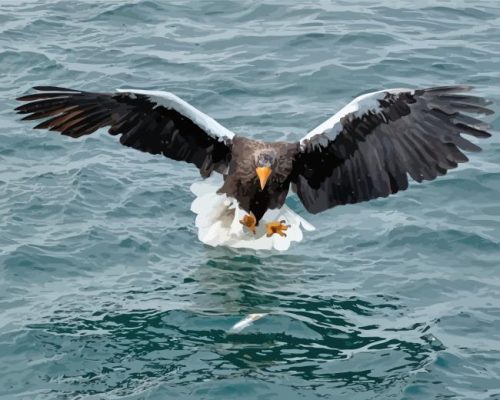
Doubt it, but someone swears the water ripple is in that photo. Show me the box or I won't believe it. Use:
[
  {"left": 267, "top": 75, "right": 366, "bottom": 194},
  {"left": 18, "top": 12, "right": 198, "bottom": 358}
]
[{"left": 1, "top": 0, "right": 499, "bottom": 399}]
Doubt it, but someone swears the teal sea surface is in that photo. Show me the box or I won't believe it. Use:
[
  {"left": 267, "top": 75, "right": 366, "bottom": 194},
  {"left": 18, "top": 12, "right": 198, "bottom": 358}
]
[{"left": 1, "top": 1, "right": 500, "bottom": 399}]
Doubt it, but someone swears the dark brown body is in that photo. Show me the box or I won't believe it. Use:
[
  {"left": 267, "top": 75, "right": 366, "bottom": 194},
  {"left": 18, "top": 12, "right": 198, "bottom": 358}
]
[{"left": 218, "top": 136, "right": 299, "bottom": 223}]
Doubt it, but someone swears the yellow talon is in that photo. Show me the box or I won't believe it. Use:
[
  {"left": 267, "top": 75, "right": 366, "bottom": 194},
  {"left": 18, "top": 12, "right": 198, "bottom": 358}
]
[
  {"left": 240, "top": 213, "right": 257, "bottom": 234},
  {"left": 266, "top": 220, "right": 289, "bottom": 237}
]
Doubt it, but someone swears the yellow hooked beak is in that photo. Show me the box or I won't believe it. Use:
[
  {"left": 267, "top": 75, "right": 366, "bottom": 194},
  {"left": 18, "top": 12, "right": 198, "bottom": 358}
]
[{"left": 256, "top": 166, "right": 272, "bottom": 190}]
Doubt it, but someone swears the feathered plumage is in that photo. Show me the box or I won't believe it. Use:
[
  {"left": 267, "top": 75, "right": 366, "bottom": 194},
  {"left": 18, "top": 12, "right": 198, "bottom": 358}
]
[{"left": 16, "top": 85, "right": 493, "bottom": 248}]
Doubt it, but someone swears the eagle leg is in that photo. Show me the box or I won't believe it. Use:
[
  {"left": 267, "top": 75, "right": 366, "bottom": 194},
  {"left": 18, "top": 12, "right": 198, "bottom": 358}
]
[
  {"left": 266, "top": 220, "right": 290, "bottom": 237},
  {"left": 240, "top": 213, "right": 257, "bottom": 234}
]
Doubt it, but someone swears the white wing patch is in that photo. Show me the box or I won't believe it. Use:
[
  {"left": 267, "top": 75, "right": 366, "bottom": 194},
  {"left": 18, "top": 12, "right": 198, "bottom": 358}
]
[
  {"left": 300, "top": 88, "right": 412, "bottom": 145},
  {"left": 117, "top": 89, "right": 235, "bottom": 140}
]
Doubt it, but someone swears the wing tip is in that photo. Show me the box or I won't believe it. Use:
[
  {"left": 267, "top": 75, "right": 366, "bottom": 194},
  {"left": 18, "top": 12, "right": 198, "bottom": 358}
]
[
  {"left": 424, "top": 85, "right": 474, "bottom": 93},
  {"left": 16, "top": 86, "right": 81, "bottom": 102},
  {"left": 32, "top": 85, "right": 80, "bottom": 92}
]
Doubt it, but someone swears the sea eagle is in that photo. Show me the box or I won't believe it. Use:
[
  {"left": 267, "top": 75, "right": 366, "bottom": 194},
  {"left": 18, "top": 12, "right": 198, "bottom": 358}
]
[{"left": 16, "top": 85, "right": 493, "bottom": 250}]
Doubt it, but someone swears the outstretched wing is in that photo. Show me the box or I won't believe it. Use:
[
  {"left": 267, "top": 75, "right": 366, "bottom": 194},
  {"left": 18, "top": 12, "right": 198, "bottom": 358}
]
[
  {"left": 293, "top": 86, "right": 493, "bottom": 214},
  {"left": 16, "top": 86, "right": 235, "bottom": 176}
]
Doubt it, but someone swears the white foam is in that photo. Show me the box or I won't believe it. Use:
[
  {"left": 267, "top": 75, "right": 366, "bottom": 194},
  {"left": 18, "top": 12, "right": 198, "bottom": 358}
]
[{"left": 190, "top": 176, "right": 314, "bottom": 251}]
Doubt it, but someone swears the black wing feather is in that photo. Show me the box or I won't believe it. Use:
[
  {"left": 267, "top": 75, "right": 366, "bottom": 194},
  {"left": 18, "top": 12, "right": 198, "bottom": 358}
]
[
  {"left": 16, "top": 87, "right": 232, "bottom": 177},
  {"left": 294, "top": 86, "right": 493, "bottom": 213}
]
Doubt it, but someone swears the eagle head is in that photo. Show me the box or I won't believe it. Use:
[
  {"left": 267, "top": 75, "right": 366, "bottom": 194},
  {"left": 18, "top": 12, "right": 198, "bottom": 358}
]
[{"left": 255, "top": 152, "right": 275, "bottom": 190}]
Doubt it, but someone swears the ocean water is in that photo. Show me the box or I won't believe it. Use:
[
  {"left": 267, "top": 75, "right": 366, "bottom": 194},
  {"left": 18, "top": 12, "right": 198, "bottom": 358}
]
[{"left": 1, "top": 0, "right": 500, "bottom": 399}]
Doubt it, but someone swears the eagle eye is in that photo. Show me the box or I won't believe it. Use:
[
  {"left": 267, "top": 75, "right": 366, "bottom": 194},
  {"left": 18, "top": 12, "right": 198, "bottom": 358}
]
[{"left": 257, "top": 153, "right": 274, "bottom": 167}]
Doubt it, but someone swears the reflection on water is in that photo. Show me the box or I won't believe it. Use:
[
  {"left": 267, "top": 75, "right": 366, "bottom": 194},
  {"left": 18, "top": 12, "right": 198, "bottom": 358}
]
[{"left": 3, "top": 252, "right": 443, "bottom": 398}]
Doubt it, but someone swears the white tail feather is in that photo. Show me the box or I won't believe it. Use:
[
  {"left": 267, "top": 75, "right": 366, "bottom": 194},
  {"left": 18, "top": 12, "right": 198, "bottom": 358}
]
[{"left": 190, "top": 176, "right": 314, "bottom": 251}]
